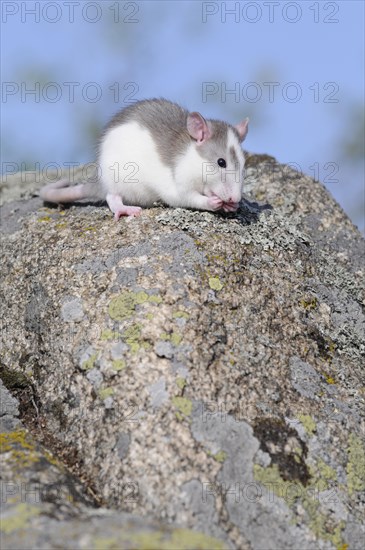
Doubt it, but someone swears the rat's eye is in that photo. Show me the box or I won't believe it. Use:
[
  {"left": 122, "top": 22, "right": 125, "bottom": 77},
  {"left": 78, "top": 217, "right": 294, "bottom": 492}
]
[{"left": 217, "top": 158, "right": 226, "bottom": 168}]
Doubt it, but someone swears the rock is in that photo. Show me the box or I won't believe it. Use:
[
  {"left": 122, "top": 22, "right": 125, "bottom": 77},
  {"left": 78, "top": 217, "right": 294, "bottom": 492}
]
[
  {"left": 1, "top": 156, "right": 364, "bottom": 549},
  {"left": 0, "top": 372, "right": 225, "bottom": 550}
]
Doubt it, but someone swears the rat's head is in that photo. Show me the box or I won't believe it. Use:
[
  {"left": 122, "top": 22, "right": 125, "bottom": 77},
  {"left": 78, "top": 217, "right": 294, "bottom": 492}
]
[{"left": 187, "top": 111, "right": 249, "bottom": 210}]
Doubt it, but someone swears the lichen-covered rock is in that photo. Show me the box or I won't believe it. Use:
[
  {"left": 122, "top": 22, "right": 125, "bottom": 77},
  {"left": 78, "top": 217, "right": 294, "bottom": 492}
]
[
  {"left": 1, "top": 155, "right": 364, "bottom": 549},
  {"left": 0, "top": 377, "right": 225, "bottom": 550}
]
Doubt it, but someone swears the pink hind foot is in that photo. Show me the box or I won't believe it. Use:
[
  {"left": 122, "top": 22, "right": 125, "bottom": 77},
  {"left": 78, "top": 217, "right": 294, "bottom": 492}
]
[
  {"left": 106, "top": 193, "right": 142, "bottom": 220},
  {"left": 114, "top": 206, "right": 142, "bottom": 220}
]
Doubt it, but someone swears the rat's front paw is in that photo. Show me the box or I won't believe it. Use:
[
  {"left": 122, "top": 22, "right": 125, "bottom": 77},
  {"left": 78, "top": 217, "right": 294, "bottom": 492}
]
[{"left": 207, "top": 195, "right": 224, "bottom": 211}]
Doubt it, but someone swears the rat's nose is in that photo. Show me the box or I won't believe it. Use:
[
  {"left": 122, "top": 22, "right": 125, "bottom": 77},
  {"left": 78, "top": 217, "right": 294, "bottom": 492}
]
[{"left": 227, "top": 195, "right": 240, "bottom": 204}]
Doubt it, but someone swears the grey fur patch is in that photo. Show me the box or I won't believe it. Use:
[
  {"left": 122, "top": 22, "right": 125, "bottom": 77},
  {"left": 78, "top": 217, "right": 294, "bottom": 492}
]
[
  {"left": 99, "top": 98, "right": 191, "bottom": 171},
  {"left": 230, "top": 146, "right": 238, "bottom": 165}
]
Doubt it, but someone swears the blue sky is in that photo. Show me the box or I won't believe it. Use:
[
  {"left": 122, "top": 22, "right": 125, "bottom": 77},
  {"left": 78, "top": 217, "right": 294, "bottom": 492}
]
[{"left": 2, "top": 0, "right": 364, "bottom": 232}]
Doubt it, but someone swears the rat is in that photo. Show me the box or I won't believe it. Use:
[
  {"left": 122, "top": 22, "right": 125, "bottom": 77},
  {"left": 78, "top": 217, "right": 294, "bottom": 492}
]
[{"left": 39, "top": 98, "right": 249, "bottom": 220}]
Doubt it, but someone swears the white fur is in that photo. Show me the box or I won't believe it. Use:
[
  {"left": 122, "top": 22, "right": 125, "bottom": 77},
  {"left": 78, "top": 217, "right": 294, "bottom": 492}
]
[
  {"left": 99, "top": 122, "right": 174, "bottom": 207},
  {"left": 174, "top": 144, "right": 207, "bottom": 195}
]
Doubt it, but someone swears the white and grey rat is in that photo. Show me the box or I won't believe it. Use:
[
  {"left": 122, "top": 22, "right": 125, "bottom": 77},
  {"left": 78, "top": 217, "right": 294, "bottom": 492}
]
[{"left": 40, "top": 98, "right": 249, "bottom": 220}]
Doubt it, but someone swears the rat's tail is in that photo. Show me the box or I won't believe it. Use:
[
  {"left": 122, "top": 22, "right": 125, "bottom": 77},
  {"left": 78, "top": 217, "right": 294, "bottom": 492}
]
[{"left": 39, "top": 179, "right": 98, "bottom": 204}]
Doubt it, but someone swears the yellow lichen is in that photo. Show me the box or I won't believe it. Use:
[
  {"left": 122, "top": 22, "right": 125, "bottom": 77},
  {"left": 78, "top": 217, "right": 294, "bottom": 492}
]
[
  {"left": 309, "top": 458, "right": 337, "bottom": 490},
  {"left": 100, "top": 329, "right": 121, "bottom": 341},
  {"left": 108, "top": 290, "right": 161, "bottom": 321},
  {"left": 254, "top": 461, "right": 344, "bottom": 547},
  {"left": 43, "top": 449, "right": 61, "bottom": 467},
  {"left": 99, "top": 387, "right": 114, "bottom": 400},
  {"left": 0, "top": 430, "right": 39, "bottom": 469},
  {"left": 127, "top": 528, "right": 226, "bottom": 549},
  {"left": 299, "top": 297, "right": 318, "bottom": 310},
  {"left": 81, "top": 353, "right": 98, "bottom": 370},
  {"left": 159, "top": 332, "right": 182, "bottom": 346},
  {"left": 213, "top": 450, "right": 227, "bottom": 463},
  {"left": 346, "top": 434, "right": 365, "bottom": 495},
  {"left": 209, "top": 277, "right": 224, "bottom": 291},
  {"left": 82, "top": 226, "right": 97, "bottom": 232},
  {"left": 109, "top": 292, "right": 139, "bottom": 321},
  {"left": 0, "top": 430, "right": 34, "bottom": 453},
  {"left": 176, "top": 378, "right": 186, "bottom": 390},
  {"left": 0, "top": 503, "right": 40, "bottom": 534},
  {"left": 112, "top": 359, "right": 126, "bottom": 371},
  {"left": 170, "top": 332, "right": 182, "bottom": 346},
  {"left": 134, "top": 291, "right": 149, "bottom": 304},
  {"left": 148, "top": 294, "right": 162, "bottom": 304},
  {"left": 172, "top": 397, "right": 192, "bottom": 417},
  {"left": 93, "top": 538, "right": 119, "bottom": 550},
  {"left": 297, "top": 414, "right": 317, "bottom": 436},
  {"left": 172, "top": 311, "right": 190, "bottom": 319},
  {"left": 124, "top": 323, "right": 142, "bottom": 353}
]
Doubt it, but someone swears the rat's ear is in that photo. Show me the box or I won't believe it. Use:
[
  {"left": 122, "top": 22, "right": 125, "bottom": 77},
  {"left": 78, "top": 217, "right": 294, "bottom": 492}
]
[
  {"left": 235, "top": 117, "right": 249, "bottom": 142},
  {"left": 187, "top": 112, "right": 211, "bottom": 144}
]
